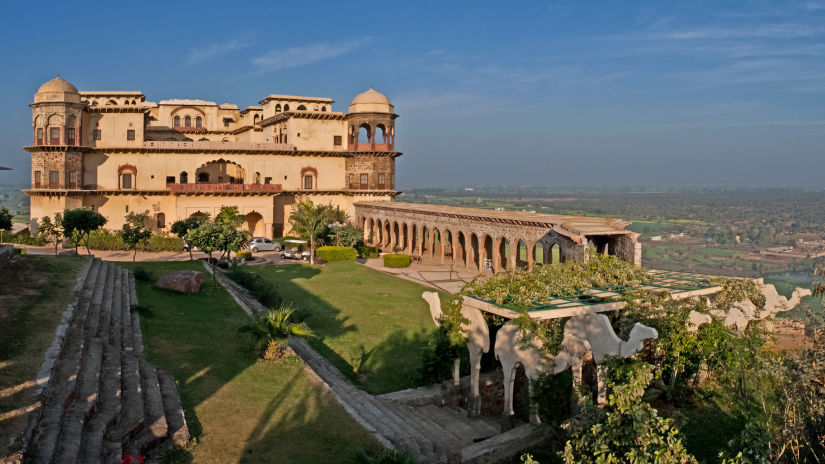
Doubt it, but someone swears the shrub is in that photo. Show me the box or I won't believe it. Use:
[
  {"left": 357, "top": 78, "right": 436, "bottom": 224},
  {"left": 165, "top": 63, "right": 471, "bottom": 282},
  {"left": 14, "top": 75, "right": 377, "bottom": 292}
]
[
  {"left": 133, "top": 267, "right": 152, "bottom": 282},
  {"left": 356, "top": 245, "right": 379, "bottom": 259},
  {"left": 383, "top": 253, "right": 411, "bottom": 268},
  {"left": 1, "top": 234, "right": 46, "bottom": 246},
  {"left": 315, "top": 246, "right": 357, "bottom": 263},
  {"left": 236, "top": 250, "right": 253, "bottom": 261},
  {"left": 13, "top": 247, "right": 27, "bottom": 255},
  {"left": 225, "top": 267, "right": 281, "bottom": 307},
  {"left": 86, "top": 229, "right": 183, "bottom": 252}
]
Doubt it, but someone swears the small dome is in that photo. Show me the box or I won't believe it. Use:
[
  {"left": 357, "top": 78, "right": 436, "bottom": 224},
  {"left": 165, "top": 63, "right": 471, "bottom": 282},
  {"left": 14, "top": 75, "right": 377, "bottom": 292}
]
[
  {"left": 37, "top": 77, "right": 78, "bottom": 94},
  {"left": 34, "top": 76, "right": 80, "bottom": 104},
  {"left": 349, "top": 88, "right": 394, "bottom": 114}
]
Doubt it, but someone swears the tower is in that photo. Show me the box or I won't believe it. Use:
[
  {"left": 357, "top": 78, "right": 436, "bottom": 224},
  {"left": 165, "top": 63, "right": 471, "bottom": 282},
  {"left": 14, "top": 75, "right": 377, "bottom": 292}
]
[
  {"left": 29, "top": 77, "right": 85, "bottom": 190},
  {"left": 345, "top": 88, "right": 398, "bottom": 190}
]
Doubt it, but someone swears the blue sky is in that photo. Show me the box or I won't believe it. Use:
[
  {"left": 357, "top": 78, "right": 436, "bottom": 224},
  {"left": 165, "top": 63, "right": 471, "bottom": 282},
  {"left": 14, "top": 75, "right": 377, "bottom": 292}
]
[{"left": 1, "top": 1, "right": 823, "bottom": 188}]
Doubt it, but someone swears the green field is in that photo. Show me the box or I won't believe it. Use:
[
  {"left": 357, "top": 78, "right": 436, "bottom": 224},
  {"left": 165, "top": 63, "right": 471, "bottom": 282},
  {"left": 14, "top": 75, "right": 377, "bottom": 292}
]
[
  {"left": 124, "top": 261, "right": 380, "bottom": 464},
  {"left": 243, "top": 261, "right": 451, "bottom": 394}
]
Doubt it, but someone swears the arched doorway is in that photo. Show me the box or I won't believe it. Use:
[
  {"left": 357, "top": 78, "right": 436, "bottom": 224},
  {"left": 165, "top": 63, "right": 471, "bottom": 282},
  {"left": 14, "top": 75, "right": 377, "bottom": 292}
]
[{"left": 246, "top": 212, "right": 264, "bottom": 237}]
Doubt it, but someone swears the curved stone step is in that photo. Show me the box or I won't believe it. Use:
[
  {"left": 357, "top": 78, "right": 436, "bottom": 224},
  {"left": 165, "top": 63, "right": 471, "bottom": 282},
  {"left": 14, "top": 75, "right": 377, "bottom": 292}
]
[{"left": 52, "top": 337, "right": 104, "bottom": 463}]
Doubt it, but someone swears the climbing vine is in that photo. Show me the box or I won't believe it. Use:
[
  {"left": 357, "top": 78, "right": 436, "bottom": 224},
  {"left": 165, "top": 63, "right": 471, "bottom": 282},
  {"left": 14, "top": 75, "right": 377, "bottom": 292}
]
[{"left": 462, "top": 248, "right": 647, "bottom": 308}]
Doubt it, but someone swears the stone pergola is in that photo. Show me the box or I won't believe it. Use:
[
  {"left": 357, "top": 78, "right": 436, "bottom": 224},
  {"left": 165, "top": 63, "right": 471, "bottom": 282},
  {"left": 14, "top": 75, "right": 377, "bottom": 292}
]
[{"left": 355, "top": 201, "right": 642, "bottom": 272}]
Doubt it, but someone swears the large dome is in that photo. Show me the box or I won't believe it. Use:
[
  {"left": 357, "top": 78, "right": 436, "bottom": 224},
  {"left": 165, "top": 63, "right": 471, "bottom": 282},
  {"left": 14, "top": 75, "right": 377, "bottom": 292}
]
[
  {"left": 34, "top": 76, "right": 80, "bottom": 103},
  {"left": 348, "top": 88, "right": 394, "bottom": 114}
]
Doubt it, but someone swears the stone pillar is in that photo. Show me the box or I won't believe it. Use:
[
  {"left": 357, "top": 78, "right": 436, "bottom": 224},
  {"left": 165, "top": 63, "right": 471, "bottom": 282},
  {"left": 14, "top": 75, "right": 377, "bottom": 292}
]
[
  {"left": 416, "top": 226, "right": 424, "bottom": 258},
  {"left": 389, "top": 222, "right": 396, "bottom": 250},
  {"left": 527, "top": 240, "right": 536, "bottom": 271},
  {"left": 451, "top": 233, "right": 459, "bottom": 266},
  {"left": 493, "top": 238, "right": 502, "bottom": 273},
  {"left": 508, "top": 238, "right": 518, "bottom": 269},
  {"left": 405, "top": 224, "right": 413, "bottom": 255},
  {"left": 465, "top": 234, "right": 475, "bottom": 271},
  {"left": 428, "top": 228, "right": 436, "bottom": 260}
]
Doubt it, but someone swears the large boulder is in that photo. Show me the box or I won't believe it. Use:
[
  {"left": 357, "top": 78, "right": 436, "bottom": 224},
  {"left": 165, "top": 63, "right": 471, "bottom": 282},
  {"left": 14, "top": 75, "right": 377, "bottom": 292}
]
[{"left": 156, "top": 270, "right": 203, "bottom": 294}]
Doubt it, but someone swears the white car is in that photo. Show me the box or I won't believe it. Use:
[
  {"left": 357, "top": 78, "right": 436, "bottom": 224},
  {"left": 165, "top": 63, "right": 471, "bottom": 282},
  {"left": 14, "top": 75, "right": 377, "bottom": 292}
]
[{"left": 248, "top": 237, "right": 282, "bottom": 253}]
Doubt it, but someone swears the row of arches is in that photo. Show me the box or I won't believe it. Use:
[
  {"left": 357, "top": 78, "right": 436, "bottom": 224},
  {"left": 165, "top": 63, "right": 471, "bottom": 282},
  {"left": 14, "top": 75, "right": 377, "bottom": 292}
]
[
  {"left": 351, "top": 123, "right": 393, "bottom": 145},
  {"left": 173, "top": 115, "right": 203, "bottom": 128},
  {"left": 33, "top": 114, "right": 79, "bottom": 145},
  {"left": 358, "top": 217, "right": 564, "bottom": 273},
  {"left": 273, "top": 103, "right": 326, "bottom": 112}
]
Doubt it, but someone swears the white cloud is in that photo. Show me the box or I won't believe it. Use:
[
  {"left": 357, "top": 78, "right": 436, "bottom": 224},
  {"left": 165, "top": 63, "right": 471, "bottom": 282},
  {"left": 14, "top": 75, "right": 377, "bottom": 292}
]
[
  {"left": 187, "top": 38, "right": 251, "bottom": 65},
  {"left": 251, "top": 38, "right": 370, "bottom": 72}
]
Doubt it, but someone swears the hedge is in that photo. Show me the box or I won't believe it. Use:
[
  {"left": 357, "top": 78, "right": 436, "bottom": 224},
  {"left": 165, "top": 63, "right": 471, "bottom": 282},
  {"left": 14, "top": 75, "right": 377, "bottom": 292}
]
[
  {"left": 356, "top": 245, "right": 379, "bottom": 259},
  {"left": 383, "top": 253, "right": 411, "bottom": 268},
  {"left": 315, "top": 246, "right": 357, "bottom": 262},
  {"left": 236, "top": 250, "right": 253, "bottom": 261},
  {"left": 1, "top": 234, "right": 46, "bottom": 246},
  {"left": 86, "top": 229, "right": 184, "bottom": 252}
]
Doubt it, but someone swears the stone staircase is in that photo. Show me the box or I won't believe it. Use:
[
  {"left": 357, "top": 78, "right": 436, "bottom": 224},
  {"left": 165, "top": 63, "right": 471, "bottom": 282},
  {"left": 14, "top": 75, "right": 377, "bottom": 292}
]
[
  {"left": 23, "top": 258, "right": 189, "bottom": 463},
  {"left": 290, "top": 338, "right": 500, "bottom": 463}
]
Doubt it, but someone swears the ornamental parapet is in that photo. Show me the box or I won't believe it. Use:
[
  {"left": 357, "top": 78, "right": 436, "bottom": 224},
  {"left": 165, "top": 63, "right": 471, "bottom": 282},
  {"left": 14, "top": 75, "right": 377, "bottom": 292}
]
[{"left": 166, "top": 183, "right": 283, "bottom": 192}]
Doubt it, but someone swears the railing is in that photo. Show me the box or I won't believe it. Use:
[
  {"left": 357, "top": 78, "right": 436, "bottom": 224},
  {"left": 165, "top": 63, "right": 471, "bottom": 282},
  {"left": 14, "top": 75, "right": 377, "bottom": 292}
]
[
  {"left": 166, "top": 183, "right": 283, "bottom": 192},
  {"left": 348, "top": 142, "right": 392, "bottom": 151},
  {"left": 144, "top": 140, "right": 295, "bottom": 151}
]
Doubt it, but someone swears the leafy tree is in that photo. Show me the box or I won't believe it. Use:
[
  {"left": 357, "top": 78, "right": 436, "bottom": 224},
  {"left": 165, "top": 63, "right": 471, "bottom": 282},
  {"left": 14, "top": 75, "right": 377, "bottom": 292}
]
[
  {"left": 185, "top": 220, "right": 224, "bottom": 287},
  {"left": 171, "top": 214, "right": 209, "bottom": 260},
  {"left": 561, "top": 363, "right": 697, "bottom": 464},
  {"left": 289, "top": 200, "right": 329, "bottom": 264},
  {"left": 62, "top": 208, "right": 107, "bottom": 255},
  {"left": 121, "top": 210, "right": 152, "bottom": 261},
  {"left": 328, "top": 223, "right": 364, "bottom": 247},
  {"left": 0, "top": 207, "right": 12, "bottom": 243},
  {"left": 238, "top": 303, "right": 313, "bottom": 359},
  {"left": 38, "top": 212, "right": 63, "bottom": 255},
  {"left": 215, "top": 205, "right": 244, "bottom": 228}
]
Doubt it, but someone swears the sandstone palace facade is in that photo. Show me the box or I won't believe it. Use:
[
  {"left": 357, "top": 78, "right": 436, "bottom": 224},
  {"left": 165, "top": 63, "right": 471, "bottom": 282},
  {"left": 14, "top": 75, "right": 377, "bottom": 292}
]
[{"left": 25, "top": 77, "right": 399, "bottom": 238}]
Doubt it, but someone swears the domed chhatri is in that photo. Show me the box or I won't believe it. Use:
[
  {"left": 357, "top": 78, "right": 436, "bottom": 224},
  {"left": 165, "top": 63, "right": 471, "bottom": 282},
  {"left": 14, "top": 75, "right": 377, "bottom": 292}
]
[
  {"left": 348, "top": 87, "right": 394, "bottom": 114},
  {"left": 35, "top": 76, "right": 80, "bottom": 103}
]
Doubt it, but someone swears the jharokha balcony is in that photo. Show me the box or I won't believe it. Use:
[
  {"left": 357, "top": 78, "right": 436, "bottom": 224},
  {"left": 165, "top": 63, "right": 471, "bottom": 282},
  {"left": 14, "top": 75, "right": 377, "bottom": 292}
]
[{"left": 166, "top": 183, "right": 283, "bottom": 192}]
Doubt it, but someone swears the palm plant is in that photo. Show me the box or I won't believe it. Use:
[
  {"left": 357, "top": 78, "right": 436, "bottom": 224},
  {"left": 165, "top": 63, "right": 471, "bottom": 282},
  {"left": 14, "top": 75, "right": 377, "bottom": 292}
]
[
  {"left": 239, "top": 303, "right": 314, "bottom": 359},
  {"left": 289, "top": 200, "right": 329, "bottom": 264}
]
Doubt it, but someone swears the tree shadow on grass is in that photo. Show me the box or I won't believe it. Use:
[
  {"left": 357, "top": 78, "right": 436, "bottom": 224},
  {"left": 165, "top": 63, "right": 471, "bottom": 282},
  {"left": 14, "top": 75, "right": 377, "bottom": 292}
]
[{"left": 239, "top": 357, "right": 383, "bottom": 464}]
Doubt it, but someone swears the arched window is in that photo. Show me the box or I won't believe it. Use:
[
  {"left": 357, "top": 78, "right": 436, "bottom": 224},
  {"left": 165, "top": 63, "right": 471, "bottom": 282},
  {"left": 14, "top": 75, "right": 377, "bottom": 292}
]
[
  {"left": 195, "top": 116, "right": 202, "bottom": 127},
  {"left": 253, "top": 114, "right": 259, "bottom": 124},
  {"left": 297, "top": 104, "right": 307, "bottom": 111},
  {"left": 301, "top": 167, "right": 317, "bottom": 190},
  {"left": 303, "top": 175, "right": 313, "bottom": 189},
  {"left": 198, "top": 137, "right": 209, "bottom": 141},
  {"left": 254, "top": 172, "right": 261, "bottom": 184},
  {"left": 184, "top": 116, "right": 191, "bottom": 127},
  {"left": 358, "top": 124, "right": 371, "bottom": 144},
  {"left": 275, "top": 103, "right": 282, "bottom": 112},
  {"left": 173, "top": 116, "right": 180, "bottom": 127},
  {"left": 156, "top": 213, "right": 166, "bottom": 229},
  {"left": 283, "top": 104, "right": 290, "bottom": 111},
  {"left": 179, "top": 171, "right": 188, "bottom": 184},
  {"left": 321, "top": 106, "right": 326, "bottom": 111},
  {"left": 118, "top": 164, "right": 137, "bottom": 190},
  {"left": 198, "top": 172, "right": 209, "bottom": 183},
  {"left": 375, "top": 125, "right": 386, "bottom": 144}
]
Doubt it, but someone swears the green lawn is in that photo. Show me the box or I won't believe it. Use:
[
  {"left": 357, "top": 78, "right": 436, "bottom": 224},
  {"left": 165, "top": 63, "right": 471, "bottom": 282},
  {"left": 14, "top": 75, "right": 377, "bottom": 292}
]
[
  {"left": 0, "top": 255, "right": 87, "bottom": 458},
  {"left": 124, "top": 261, "right": 381, "bottom": 464},
  {"left": 244, "top": 261, "right": 450, "bottom": 394}
]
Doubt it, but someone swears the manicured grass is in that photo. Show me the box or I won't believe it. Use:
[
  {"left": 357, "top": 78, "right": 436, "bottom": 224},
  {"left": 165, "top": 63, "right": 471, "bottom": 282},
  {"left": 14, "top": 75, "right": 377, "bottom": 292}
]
[
  {"left": 124, "top": 261, "right": 381, "bottom": 464},
  {"left": 0, "top": 255, "right": 87, "bottom": 457},
  {"left": 244, "top": 261, "right": 451, "bottom": 394}
]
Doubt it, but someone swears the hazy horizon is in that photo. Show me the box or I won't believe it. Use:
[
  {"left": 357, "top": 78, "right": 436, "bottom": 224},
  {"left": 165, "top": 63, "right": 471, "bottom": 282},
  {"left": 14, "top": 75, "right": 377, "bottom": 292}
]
[{"left": 1, "top": 1, "right": 823, "bottom": 189}]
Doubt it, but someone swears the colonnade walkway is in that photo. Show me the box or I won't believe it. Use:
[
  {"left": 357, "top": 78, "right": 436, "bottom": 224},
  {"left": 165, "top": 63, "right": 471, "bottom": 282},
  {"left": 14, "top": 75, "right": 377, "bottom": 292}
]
[{"left": 355, "top": 201, "right": 642, "bottom": 274}]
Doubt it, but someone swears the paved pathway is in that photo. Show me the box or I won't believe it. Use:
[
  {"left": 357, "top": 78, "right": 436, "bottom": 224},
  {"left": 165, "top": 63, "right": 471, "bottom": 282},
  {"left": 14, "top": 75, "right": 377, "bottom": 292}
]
[{"left": 362, "top": 258, "right": 482, "bottom": 294}]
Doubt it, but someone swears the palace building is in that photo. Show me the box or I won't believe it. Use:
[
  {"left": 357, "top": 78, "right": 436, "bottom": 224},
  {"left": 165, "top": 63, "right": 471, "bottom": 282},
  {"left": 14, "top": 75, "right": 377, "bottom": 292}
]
[{"left": 25, "top": 77, "right": 399, "bottom": 237}]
